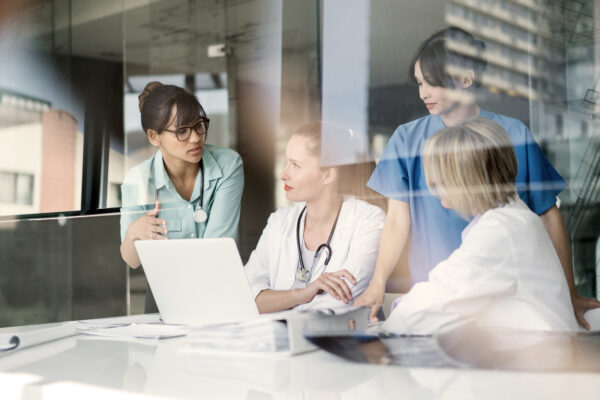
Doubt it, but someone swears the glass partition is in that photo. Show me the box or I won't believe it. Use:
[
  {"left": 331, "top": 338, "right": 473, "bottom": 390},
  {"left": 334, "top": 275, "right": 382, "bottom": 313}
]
[
  {"left": 2, "top": 0, "right": 600, "bottom": 327},
  {"left": 0, "top": 0, "right": 83, "bottom": 217},
  {"left": 0, "top": 0, "right": 127, "bottom": 326},
  {"left": 0, "top": 214, "right": 126, "bottom": 326}
]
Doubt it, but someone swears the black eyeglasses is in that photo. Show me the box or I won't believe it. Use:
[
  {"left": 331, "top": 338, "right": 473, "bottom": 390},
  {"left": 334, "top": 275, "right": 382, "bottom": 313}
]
[{"left": 164, "top": 118, "right": 210, "bottom": 142}]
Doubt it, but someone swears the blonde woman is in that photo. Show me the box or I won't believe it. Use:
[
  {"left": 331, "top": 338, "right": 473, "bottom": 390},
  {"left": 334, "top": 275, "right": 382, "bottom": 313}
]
[
  {"left": 244, "top": 122, "right": 385, "bottom": 314},
  {"left": 355, "top": 28, "right": 600, "bottom": 329},
  {"left": 384, "top": 118, "right": 578, "bottom": 334}
]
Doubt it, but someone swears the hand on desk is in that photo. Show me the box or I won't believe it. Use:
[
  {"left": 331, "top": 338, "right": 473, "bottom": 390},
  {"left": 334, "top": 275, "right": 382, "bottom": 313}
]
[
  {"left": 354, "top": 283, "right": 385, "bottom": 322},
  {"left": 302, "top": 269, "right": 356, "bottom": 304},
  {"left": 572, "top": 294, "right": 600, "bottom": 330},
  {"left": 127, "top": 201, "right": 169, "bottom": 241}
]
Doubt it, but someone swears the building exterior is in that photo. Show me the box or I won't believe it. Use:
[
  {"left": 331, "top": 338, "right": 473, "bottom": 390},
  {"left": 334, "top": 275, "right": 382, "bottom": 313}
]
[{"left": 0, "top": 89, "right": 125, "bottom": 216}]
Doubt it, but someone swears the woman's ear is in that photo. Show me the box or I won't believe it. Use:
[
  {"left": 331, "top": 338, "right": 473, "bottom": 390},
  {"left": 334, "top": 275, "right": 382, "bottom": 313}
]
[
  {"left": 323, "top": 167, "right": 337, "bottom": 185},
  {"left": 147, "top": 129, "right": 161, "bottom": 147},
  {"left": 460, "top": 69, "right": 475, "bottom": 89}
]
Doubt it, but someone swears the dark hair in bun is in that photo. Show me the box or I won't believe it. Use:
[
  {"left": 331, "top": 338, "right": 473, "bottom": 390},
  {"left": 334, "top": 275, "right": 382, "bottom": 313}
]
[
  {"left": 138, "top": 81, "right": 208, "bottom": 136},
  {"left": 138, "top": 81, "right": 163, "bottom": 112}
]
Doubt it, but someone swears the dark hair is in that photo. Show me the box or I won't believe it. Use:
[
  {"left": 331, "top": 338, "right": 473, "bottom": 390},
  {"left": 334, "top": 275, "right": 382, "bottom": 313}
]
[
  {"left": 138, "top": 81, "right": 208, "bottom": 135},
  {"left": 293, "top": 122, "right": 386, "bottom": 210},
  {"left": 408, "top": 27, "right": 487, "bottom": 88}
]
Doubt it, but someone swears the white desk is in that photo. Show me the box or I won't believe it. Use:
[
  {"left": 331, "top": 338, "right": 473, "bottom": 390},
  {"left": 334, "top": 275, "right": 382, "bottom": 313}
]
[{"left": 0, "top": 317, "right": 599, "bottom": 400}]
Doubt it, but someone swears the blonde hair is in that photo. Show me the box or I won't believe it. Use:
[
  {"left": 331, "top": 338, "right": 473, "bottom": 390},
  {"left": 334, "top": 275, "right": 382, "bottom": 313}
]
[
  {"left": 293, "top": 122, "right": 386, "bottom": 210},
  {"left": 423, "top": 117, "right": 518, "bottom": 219}
]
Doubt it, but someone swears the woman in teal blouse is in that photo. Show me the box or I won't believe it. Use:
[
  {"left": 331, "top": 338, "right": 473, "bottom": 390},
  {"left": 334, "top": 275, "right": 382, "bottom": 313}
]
[{"left": 120, "top": 81, "right": 244, "bottom": 312}]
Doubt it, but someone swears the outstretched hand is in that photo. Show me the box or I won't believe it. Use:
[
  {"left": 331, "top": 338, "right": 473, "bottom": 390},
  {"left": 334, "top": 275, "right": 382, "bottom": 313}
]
[
  {"left": 126, "top": 201, "right": 169, "bottom": 241},
  {"left": 572, "top": 294, "right": 600, "bottom": 330},
  {"left": 354, "top": 283, "right": 385, "bottom": 322}
]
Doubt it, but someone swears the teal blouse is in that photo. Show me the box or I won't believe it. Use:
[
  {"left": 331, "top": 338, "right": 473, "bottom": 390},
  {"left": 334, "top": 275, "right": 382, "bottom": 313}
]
[{"left": 120, "top": 145, "right": 244, "bottom": 242}]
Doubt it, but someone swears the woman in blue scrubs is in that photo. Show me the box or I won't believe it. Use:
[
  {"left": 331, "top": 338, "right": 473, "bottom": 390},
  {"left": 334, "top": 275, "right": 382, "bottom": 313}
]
[
  {"left": 119, "top": 81, "right": 244, "bottom": 312},
  {"left": 354, "top": 27, "right": 600, "bottom": 327}
]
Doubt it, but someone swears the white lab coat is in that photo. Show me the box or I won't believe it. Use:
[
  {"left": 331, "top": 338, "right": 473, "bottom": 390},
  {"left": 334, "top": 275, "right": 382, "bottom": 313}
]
[
  {"left": 384, "top": 198, "right": 578, "bottom": 334},
  {"left": 244, "top": 197, "right": 386, "bottom": 313}
]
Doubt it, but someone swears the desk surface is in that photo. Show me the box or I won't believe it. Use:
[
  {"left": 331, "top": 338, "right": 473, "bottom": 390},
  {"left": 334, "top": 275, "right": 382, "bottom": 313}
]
[{"left": 0, "top": 317, "right": 599, "bottom": 400}]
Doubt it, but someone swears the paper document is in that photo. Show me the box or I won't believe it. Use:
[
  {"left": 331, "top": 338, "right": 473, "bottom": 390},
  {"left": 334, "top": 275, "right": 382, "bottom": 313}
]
[
  {"left": 0, "top": 324, "right": 77, "bottom": 353},
  {"left": 79, "top": 323, "right": 187, "bottom": 340},
  {"left": 71, "top": 314, "right": 162, "bottom": 331},
  {"left": 188, "top": 320, "right": 289, "bottom": 352}
]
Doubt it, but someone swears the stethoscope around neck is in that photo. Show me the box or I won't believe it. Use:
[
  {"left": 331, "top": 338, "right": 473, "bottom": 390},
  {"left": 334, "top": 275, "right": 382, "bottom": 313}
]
[
  {"left": 192, "top": 160, "right": 208, "bottom": 223},
  {"left": 153, "top": 158, "right": 207, "bottom": 224},
  {"left": 295, "top": 204, "right": 342, "bottom": 282}
]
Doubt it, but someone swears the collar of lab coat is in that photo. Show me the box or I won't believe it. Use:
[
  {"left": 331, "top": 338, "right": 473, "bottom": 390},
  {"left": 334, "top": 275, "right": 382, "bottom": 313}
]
[
  {"left": 292, "top": 198, "right": 355, "bottom": 277},
  {"left": 462, "top": 198, "right": 528, "bottom": 241},
  {"left": 295, "top": 197, "right": 355, "bottom": 238}
]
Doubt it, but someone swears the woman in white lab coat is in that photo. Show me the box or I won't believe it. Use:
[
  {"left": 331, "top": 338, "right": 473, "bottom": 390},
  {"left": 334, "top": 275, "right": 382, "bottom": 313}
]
[
  {"left": 244, "top": 122, "right": 386, "bottom": 314},
  {"left": 384, "top": 118, "right": 578, "bottom": 334}
]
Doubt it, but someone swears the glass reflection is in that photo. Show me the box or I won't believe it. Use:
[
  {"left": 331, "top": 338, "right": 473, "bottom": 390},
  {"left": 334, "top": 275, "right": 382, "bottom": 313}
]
[{"left": 0, "top": 0, "right": 597, "bottom": 335}]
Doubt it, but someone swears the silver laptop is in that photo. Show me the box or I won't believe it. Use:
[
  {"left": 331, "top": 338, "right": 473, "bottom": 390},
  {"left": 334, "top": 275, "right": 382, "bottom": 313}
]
[{"left": 134, "top": 238, "right": 262, "bottom": 326}]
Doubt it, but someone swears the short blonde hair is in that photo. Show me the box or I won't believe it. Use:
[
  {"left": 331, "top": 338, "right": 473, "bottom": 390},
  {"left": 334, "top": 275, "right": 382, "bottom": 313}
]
[{"left": 423, "top": 117, "right": 518, "bottom": 219}]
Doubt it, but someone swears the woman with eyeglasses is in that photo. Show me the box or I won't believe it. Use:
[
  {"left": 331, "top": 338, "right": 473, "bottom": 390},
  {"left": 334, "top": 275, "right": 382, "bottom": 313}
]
[{"left": 120, "top": 81, "right": 244, "bottom": 312}]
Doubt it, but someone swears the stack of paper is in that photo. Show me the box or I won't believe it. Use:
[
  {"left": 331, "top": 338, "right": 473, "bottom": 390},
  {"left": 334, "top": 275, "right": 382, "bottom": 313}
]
[
  {"left": 70, "top": 315, "right": 186, "bottom": 341},
  {"left": 77, "top": 324, "right": 187, "bottom": 340},
  {"left": 71, "top": 314, "right": 162, "bottom": 331},
  {"left": 187, "top": 320, "right": 289, "bottom": 352}
]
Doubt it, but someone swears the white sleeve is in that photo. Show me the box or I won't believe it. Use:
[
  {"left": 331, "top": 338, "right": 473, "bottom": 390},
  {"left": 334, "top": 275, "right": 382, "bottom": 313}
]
[
  {"left": 244, "top": 213, "right": 276, "bottom": 299},
  {"left": 384, "top": 218, "right": 517, "bottom": 335},
  {"left": 297, "top": 206, "right": 385, "bottom": 313}
]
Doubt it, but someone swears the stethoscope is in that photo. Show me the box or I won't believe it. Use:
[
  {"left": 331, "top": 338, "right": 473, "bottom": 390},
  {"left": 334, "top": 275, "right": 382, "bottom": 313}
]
[
  {"left": 153, "top": 159, "right": 207, "bottom": 224},
  {"left": 192, "top": 159, "right": 208, "bottom": 223},
  {"left": 295, "top": 204, "right": 342, "bottom": 282}
]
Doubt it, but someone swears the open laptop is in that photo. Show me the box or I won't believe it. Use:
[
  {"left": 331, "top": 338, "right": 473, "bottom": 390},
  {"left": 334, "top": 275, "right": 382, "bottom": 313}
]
[
  {"left": 134, "top": 237, "right": 272, "bottom": 326},
  {"left": 135, "top": 238, "right": 370, "bottom": 354}
]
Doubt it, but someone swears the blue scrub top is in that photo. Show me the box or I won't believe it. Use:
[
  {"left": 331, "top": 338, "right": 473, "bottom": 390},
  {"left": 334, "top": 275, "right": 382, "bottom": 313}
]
[
  {"left": 367, "top": 110, "right": 566, "bottom": 284},
  {"left": 120, "top": 144, "right": 244, "bottom": 242}
]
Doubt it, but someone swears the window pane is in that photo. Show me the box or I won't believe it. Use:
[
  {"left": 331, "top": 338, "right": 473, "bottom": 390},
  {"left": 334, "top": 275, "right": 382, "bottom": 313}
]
[
  {"left": 0, "top": 0, "right": 126, "bottom": 327},
  {"left": 0, "top": 2, "right": 83, "bottom": 216},
  {"left": 0, "top": 171, "right": 15, "bottom": 203},
  {"left": 15, "top": 173, "right": 33, "bottom": 205},
  {"left": 2, "top": 0, "right": 600, "bottom": 329},
  {"left": 122, "top": 0, "right": 230, "bottom": 313}
]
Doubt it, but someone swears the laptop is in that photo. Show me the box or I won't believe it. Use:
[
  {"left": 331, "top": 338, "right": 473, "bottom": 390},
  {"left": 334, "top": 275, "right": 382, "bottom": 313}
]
[
  {"left": 135, "top": 238, "right": 266, "bottom": 326},
  {"left": 135, "top": 238, "right": 371, "bottom": 354}
]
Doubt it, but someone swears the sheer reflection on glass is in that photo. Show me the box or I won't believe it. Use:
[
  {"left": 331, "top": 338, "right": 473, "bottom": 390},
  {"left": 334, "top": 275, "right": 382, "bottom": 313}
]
[
  {"left": 0, "top": 214, "right": 126, "bottom": 328},
  {"left": 306, "top": 321, "right": 600, "bottom": 372},
  {"left": 0, "top": 0, "right": 599, "bottom": 326}
]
